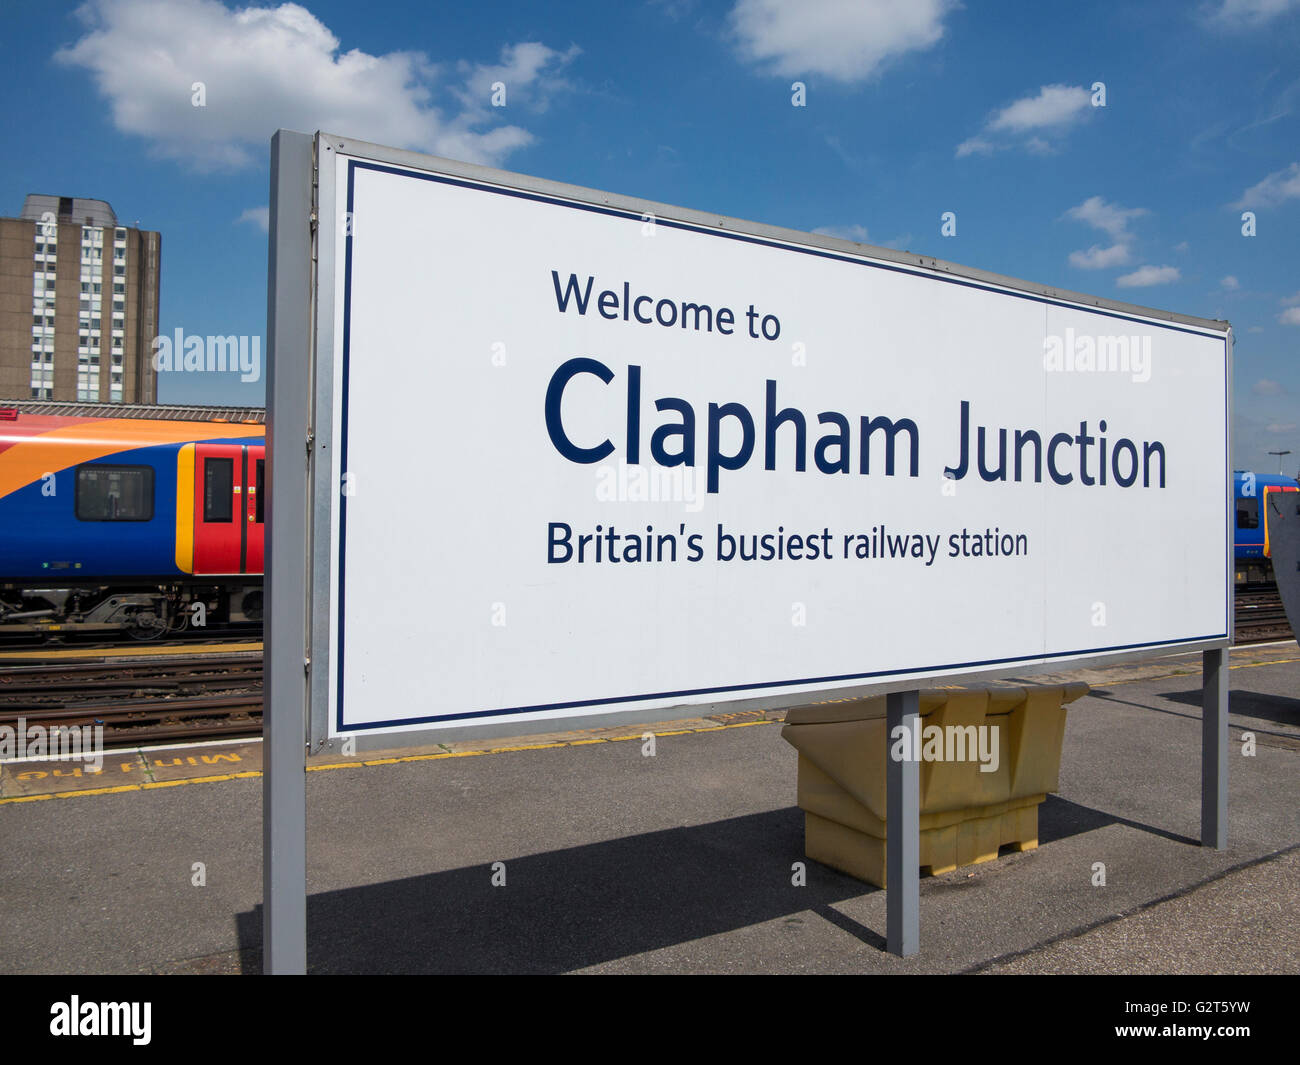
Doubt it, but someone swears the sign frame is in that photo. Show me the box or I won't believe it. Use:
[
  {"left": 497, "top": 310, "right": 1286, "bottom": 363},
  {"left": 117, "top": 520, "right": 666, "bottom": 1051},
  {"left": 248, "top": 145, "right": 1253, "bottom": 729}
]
[{"left": 302, "top": 130, "right": 1233, "bottom": 754}]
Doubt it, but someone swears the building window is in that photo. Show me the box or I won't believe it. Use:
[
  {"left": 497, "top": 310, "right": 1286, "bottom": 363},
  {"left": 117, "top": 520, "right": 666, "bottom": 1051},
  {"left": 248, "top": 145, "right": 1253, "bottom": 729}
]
[{"left": 76, "top": 465, "right": 155, "bottom": 521}]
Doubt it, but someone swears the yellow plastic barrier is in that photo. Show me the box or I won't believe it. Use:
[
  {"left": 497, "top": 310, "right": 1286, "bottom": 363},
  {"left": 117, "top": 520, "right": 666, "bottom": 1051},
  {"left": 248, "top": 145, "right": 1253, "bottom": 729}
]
[{"left": 781, "top": 683, "right": 1088, "bottom": 887}]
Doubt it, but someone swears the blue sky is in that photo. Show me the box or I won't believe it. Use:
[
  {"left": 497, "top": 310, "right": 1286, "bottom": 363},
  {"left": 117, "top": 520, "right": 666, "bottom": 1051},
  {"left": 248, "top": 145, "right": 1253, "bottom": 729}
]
[{"left": 2, "top": 0, "right": 1297, "bottom": 471}]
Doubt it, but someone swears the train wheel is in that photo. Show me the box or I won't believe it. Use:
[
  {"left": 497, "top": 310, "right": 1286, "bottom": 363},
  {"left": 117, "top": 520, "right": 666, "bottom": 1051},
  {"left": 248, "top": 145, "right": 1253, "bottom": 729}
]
[{"left": 126, "top": 608, "right": 169, "bottom": 641}]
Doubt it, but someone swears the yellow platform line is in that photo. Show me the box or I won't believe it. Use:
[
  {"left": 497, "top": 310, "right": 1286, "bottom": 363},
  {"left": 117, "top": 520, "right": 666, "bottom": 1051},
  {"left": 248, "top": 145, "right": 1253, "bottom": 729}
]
[
  {"left": 0, "top": 770, "right": 262, "bottom": 804},
  {"left": 0, "top": 720, "right": 778, "bottom": 804},
  {"left": 1104, "top": 654, "right": 1300, "bottom": 689},
  {"left": 0, "top": 641, "right": 263, "bottom": 661}
]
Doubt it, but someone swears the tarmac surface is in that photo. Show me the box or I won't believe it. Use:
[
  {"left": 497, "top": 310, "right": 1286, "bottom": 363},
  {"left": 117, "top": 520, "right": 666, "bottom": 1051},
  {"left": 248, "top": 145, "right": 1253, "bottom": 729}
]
[{"left": 1, "top": 643, "right": 1298, "bottom": 974}]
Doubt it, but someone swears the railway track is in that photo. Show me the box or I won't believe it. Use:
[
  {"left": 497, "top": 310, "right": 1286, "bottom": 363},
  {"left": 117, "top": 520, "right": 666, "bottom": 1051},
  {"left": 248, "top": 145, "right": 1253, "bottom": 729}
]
[
  {"left": 0, "top": 654, "right": 262, "bottom": 747},
  {"left": 0, "top": 587, "right": 1293, "bottom": 751},
  {"left": 1234, "top": 584, "right": 1294, "bottom": 644}
]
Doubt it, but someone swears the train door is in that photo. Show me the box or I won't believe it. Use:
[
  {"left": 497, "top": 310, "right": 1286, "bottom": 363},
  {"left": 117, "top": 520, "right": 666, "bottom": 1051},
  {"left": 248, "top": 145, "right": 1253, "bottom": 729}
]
[
  {"left": 245, "top": 447, "right": 265, "bottom": 574},
  {"left": 193, "top": 443, "right": 246, "bottom": 575}
]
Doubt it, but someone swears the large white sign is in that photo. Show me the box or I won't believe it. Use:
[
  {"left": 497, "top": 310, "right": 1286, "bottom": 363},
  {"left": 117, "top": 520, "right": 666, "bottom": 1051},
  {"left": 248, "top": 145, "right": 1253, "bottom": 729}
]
[{"left": 318, "top": 144, "right": 1229, "bottom": 737}]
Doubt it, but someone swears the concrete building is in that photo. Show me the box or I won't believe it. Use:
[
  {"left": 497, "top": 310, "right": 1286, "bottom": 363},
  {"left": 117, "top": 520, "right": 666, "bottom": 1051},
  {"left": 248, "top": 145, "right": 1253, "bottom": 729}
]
[{"left": 0, "top": 195, "right": 160, "bottom": 403}]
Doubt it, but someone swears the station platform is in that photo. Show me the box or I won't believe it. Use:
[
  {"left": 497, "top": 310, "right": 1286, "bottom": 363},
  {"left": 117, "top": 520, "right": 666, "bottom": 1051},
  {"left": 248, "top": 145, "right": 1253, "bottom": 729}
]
[{"left": 1, "top": 643, "right": 1297, "bottom": 974}]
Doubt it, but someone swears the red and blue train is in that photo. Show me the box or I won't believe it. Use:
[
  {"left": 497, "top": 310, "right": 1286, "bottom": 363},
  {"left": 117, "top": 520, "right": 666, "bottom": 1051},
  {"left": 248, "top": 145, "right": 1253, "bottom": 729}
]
[
  {"left": 0, "top": 402, "right": 265, "bottom": 639},
  {"left": 0, "top": 402, "right": 1295, "bottom": 638},
  {"left": 1234, "top": 469, "right": 1299, "bottom": 584}
]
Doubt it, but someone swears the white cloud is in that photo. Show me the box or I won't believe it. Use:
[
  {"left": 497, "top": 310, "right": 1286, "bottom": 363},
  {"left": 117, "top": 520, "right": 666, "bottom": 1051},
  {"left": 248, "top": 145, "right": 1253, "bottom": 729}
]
[
  {"left": 1068, "top": 243, "right": 1130, "bottom": 269},
  {"left": 1284, "top": 291, "right": 1300, "bottom": 305},
  {"left": 1116, "top": 265, "right": 1181, "bottom": 287},
  {"left": 1175, "top": 241, "right": 1191, "bottom": 252},
  {"left": 729, "top": 0, "right": 956, "bottom": 82},
  {"left": 650, "top": 0, "right": 700, "bottom": 19},
  {"left": 1220, "top": 275, "right": 1240, "bottom": 290},
  {"left": 1266, "top": 422, "right": 1298, "bottom": 433},
  {"left": 454, "top": 41, "right": 580, "bottom": 114},
  {"left": 988, "top": 84, "right": 1091, "bottom": 133},
  {"left": 954, "top": 136, "right": 994, "bottom": 158},
  {"left": 957, "top": 84, "right": 1094, "bottom": 157},
  {"left": 878, "top": 232, "right": 914, "bottom": 250},
  {"left": 811, "top": 224, "right": 913, "bottom": 248},
  {"left": 1202, "top": 0, "right": 1300, "bottom": 28},
  {"left": 1064, "top": 197, "right": 1148, "bottom": 270},
  {"left": 1280, "top": 306, "right": 1300, "bottom": 325},
  {"left": 1248, "top": 325, "right": 1266, "bottom": 333},
  {"left": 237, "top": 205, "right": 269, "bottom": 232},
  {"left": 55, "top": 0, "right": 574, "bottom": 170},
  {"left": 1233, "top": 161, "right": 1300, "bottom": 208},
  {"left": 1253, "top": 378, "right": 1284, "bottom": 395},
  {"left": 812, "top": 224, "right": 871, "bottom": 242},
  {"left": 1065, "top": 196, "right": 1148, "bottom": 238}
]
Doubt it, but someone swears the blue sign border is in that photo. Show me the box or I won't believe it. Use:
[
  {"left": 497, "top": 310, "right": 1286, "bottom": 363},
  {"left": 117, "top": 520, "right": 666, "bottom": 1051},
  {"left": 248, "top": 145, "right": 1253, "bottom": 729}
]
[{"left": 335, "top": 158, "right": 1231, "bottom": 734}]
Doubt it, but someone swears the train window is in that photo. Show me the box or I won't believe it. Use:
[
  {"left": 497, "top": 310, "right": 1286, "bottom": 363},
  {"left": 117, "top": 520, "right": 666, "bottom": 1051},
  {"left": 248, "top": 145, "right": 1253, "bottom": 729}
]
[
  {"left": 203, "top": 457, "right": 234, "bottom": 523},
  {"left": 1237, "top": 496, "right": 1259, "bottom": 530},
  {"left": 75, "top": 465, "right": 154, "bottom": 521},
  {"left": 255, "top": 459, "right": 265, "bottom": 523}
]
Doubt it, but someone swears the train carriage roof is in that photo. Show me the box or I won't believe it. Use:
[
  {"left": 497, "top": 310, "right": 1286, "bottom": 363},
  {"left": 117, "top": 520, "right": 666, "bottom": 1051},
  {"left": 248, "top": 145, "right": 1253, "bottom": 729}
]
[
  {"left": 1, "top": 401, "right": 265, "bottom": 424},
  {"left": 0, "top": 402, "right": 265, "bottom": 501}
]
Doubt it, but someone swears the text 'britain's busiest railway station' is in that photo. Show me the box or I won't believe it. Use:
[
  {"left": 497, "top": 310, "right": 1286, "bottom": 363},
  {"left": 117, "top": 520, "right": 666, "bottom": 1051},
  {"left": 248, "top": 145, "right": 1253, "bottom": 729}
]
[{"left": 1, "top": 1, "right": 1298, "bottom": 1032}]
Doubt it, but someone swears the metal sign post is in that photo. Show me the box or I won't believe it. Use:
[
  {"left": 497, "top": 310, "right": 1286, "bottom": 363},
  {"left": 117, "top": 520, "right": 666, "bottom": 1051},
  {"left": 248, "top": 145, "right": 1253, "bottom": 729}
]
[
  {"left": 887, "top": 690, "right": 921, "bottom": 957},
  {"left": 263, "top": 129, "right": 314, "bottom": 975},
  {"left": 1201, "top": 649, "right": 1228, "bottom": 849},
  {"left": 1201, "top": 330, "right": 1233, "bottom": 853}
]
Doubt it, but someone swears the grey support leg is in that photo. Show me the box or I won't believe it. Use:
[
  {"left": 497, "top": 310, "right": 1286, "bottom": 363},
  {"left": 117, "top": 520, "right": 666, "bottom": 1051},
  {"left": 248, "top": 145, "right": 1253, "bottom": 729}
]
[
  {"left": 1201, "top": 648, "right": 1229, "bottom": 849},
  {"left": 886, "top": 689, "right": 920, "bottom": 957},
  {"left": 263, "top": 129, "right": 314, "bottom": 975}
]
